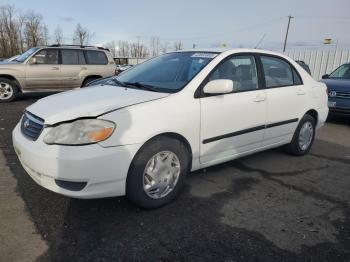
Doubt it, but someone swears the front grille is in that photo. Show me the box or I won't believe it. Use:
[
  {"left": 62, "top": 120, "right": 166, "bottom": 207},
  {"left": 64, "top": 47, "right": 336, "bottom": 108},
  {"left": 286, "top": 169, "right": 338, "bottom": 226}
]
[
  {"left": 330, "top": 91, "right": 350, "bottom": 99},
  {"left": 21, "top": 111, "right": 44, "bottom": 141}
]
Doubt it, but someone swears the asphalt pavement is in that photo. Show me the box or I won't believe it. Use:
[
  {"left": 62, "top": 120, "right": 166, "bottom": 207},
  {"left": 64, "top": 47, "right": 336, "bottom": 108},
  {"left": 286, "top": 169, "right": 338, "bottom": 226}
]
[{"left": 0, "top": 92, "right": 349, "bottom": 262}]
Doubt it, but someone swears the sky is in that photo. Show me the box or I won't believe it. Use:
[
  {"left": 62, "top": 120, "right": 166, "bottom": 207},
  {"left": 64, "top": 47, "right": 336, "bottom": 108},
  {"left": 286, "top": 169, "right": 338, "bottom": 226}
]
[{"left": 3, "top": 0, "right": 350, "bottom": 51}]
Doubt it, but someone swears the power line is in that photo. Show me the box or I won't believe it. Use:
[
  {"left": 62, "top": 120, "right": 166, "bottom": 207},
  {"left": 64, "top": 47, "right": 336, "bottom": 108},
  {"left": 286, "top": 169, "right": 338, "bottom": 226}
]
[
  {"left": 255, "top": 33, "right": 266, "bottom": 49},
  {"left": 140, "top": 17, "right": 285, "bottom": 41}
]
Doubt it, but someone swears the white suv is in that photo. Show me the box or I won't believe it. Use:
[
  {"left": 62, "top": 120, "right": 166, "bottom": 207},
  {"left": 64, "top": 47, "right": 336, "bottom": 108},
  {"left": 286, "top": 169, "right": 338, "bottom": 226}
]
[{"left": 13, "top": 49, "right": 328, "bottom": 208}]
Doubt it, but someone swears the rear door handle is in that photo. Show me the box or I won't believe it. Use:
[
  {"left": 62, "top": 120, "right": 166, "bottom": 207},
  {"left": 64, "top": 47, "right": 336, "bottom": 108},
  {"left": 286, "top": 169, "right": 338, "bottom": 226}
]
[
  {"left": 81, "top": 67, "right": 87, "bottom": 70},
  {"left": 297, "top": 89, "right": 306, "bottom": 95},
  {"left": 51, "top": 66, "right": 59, "bottom": 70},
  {"left": 253, "top": 94, "right": 266, "bottom": 102}
]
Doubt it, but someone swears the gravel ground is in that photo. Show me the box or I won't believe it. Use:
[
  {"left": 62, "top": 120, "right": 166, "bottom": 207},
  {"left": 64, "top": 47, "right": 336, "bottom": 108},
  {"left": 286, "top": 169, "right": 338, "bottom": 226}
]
[{"left": 0, "top": 92, "right": 350, "bottom": 262}]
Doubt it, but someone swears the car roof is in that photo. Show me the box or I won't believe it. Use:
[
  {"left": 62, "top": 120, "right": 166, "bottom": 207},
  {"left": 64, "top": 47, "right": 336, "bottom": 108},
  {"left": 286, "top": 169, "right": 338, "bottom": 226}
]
[
  {"left": 36, "top": 45, "right": 109, "bottom": 51},
  {"left": 173, "top": 48, "right": 290, "bottom": 57}
]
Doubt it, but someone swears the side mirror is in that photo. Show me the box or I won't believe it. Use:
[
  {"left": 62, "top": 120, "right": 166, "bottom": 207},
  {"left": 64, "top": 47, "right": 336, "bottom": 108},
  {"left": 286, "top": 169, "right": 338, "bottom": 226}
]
[
  {"left": 322, "top": 74, "right": 329, "bottom": 79},
  {"left": 203, "top": 79, "right": 233, "bottom": 95},
  {"left": 28, "top": 57, "right": 37, "bottom": 65}
]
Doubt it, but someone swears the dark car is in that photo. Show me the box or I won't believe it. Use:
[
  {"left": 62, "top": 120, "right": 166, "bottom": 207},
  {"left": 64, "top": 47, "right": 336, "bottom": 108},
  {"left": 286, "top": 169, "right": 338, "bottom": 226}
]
[
  {"left": 296, "top": 60, "right": 311, "bottom": 75},
  {"left": 321, "top": 63, "right": 350, "bottom": 116}
]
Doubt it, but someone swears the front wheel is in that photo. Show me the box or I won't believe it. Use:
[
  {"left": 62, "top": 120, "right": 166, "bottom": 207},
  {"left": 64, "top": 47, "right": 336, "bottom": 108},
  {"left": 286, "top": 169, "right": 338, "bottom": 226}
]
[
  {"left": 0, "top": 78, "right": 18, "bottom": 103},
  {"left": 126, "top": 137, "right": 190, "bottom": 208},
  {"left": 285, "top": 114, "right": 316, "bottom": 156}
]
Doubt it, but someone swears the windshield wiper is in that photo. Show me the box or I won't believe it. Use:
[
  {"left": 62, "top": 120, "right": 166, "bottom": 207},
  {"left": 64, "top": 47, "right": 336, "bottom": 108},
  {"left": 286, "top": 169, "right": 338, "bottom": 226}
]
[{"left": 123, "top": 82, "right": 159, "bottom": 92}]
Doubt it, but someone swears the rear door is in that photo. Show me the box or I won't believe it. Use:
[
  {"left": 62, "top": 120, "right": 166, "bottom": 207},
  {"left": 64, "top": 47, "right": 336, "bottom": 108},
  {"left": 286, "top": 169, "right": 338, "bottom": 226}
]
[
  {"left": 60, "top": 49, "right": 85, "bottom": 88},
  {"left": 25, "top": 49, "right": 61, "bottom": 89},
  {"left": 200, "top": 54, "right": 267, "bottom": 164},
  {"left": 259, "top": 55, "right": 307, "bottom": 146}
]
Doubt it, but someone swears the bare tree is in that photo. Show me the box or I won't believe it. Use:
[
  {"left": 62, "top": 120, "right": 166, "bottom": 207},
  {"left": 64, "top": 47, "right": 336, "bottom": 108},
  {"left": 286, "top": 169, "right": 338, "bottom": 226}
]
[
  {"left": 160, "top": 41, "right": 170, "bottom": 54},
  {"left": 54, "top": 26, "right": 63, "bottom": 45},
  {"left": 105, "top": 41, "right": 117, "bottom": 57},
  {"left": 0, "top": 5, "right": 48, "bottom": 58},
  {"left": 117, "top": 40, "right": 130, "bottom": 57},
  {"left": 173, "top": 41, "right": 183, "bottom": 51},
  {"left": 130, "top": 42, "right": 149, "bottom": 58},
  {"left": 24, "top": 11, "right": 47, "bottom": 47},
  {"left": 0, "top": 5, "right": 20, "bottom": 57},
  {"left": 73, "top": 23, "right": 92, "bottom": 45},
  {"left": 150, "top": 36, "right": 160, "bottom": 57}
]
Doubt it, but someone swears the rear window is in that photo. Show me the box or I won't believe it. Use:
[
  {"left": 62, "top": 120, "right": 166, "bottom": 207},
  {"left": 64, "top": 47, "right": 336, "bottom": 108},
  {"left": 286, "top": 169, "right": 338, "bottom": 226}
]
[{"left": 85, "top": 50, "right": 108, "bottom": 65}]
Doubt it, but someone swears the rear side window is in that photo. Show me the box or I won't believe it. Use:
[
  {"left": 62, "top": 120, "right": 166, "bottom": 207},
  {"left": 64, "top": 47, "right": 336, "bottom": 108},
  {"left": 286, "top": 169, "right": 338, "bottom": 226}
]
[
  {"left": 261, "top": 56, "right": 294, "bottom": 88},
  {"left": 85, "top": 50, "right": 108, "bottom": 65},
  {"left": 292, "top": 69, "right": 302, "bottom": 85},
  {"left": 61, "top": 49, "right": 79, "bottom": 64}
]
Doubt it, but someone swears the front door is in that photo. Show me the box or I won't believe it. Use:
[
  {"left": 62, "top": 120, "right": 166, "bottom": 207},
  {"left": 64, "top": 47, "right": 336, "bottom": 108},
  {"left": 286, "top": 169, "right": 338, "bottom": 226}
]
[
  {"left": 200, "top": 55, "right": 267, "bottom": 165},
  {"left": 25, "top": 49, "right": 61, "bottom": 89}
]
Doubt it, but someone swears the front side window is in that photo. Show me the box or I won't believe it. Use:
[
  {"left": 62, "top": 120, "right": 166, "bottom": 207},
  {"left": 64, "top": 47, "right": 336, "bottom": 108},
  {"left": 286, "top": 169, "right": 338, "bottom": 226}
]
[
  {"left": 261, "top": 56, "right": 294, "bottom": 88},
  {"left": 208, "top": 55, "right": 258, "bottom": 92},
  {"left": 33, "top": 49, "right": 58, "bottom": 64},
  {"left": 85, "top": 50, "right": 108, "bottom": 65},
  {"left": 329, "top": 64, "right": 350, "bottom": 79},
  {"left": 61, "top": 49, "right": 79, "bottom": 64},
  {"left": 117, "top": 52, "right": 217, "bottom": 92}
]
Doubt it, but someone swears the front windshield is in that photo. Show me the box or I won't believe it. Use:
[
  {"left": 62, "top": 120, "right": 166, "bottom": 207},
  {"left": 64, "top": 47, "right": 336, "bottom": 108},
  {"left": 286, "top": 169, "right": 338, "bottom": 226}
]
[
  {"left": 15, "top": 47, "right": 39, "bottom": 62},
  {"left": 329, "top": 64, "right": 350, "bottom": 79},
  {"left": 117, "top": 52, "right": 218, "bottom": 92}
]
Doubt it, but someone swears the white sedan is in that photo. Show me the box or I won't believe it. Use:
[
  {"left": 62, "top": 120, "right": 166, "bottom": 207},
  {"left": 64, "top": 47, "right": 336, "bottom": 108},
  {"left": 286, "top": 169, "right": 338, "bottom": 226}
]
[{"left": 13, "top": 49, "right": 328, "bottom": 208}]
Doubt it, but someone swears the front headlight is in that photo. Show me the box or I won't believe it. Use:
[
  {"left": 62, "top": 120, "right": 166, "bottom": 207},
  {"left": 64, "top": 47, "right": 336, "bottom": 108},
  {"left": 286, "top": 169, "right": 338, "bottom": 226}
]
[{"left": 43, "top": 119, "right": 115, "bottom": 145}]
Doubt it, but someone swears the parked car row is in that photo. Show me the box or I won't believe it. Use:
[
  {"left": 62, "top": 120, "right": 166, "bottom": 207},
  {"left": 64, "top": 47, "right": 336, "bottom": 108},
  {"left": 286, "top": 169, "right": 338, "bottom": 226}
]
[{"left": 12, "top": 48, "right": 329, "bottom": 208}]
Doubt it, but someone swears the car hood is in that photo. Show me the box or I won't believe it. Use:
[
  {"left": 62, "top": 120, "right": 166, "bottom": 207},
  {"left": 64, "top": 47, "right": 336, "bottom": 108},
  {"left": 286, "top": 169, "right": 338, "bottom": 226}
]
[
  {"left": 26, "top": 85, "right": 170, "bottom": 125},
  {"left": 321, "top": 79, "right": 350, "bottom": 92}
]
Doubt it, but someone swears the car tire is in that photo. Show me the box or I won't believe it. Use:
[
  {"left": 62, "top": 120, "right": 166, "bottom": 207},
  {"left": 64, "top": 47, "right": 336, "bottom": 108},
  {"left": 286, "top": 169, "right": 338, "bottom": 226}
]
[
  {"left": 126, "top": 136, "right": 190, "bottom": 209},
  {"left": 285, "top": 114, "right": 316, "bottom": 156},
  {"left": 0, "top": 78, "right": 18, "bottom": 103},
  {"left": 82, "top": 77, "right": 101, "bottom": 87}
]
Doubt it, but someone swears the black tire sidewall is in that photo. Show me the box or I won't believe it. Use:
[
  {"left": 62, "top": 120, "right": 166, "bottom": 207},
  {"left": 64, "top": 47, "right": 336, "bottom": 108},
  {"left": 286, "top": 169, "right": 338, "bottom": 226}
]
[
  {"left": 0, "top": 78, "right": 17, "bottom": 102},
  {"left": 126, "top": 137, "right": 190, "bottom": 209},
  {"left": 289, "top": 115, "right": 316, "bottom": 155},
  {"left": 82, "top": 77, "right": 98, "bottom": 87}
]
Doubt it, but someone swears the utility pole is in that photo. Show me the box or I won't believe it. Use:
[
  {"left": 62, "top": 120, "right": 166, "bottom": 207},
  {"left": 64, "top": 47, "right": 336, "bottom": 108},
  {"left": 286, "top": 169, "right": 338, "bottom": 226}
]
[{"left": 283, "top": 15, "right": 293, "bottom": 53}]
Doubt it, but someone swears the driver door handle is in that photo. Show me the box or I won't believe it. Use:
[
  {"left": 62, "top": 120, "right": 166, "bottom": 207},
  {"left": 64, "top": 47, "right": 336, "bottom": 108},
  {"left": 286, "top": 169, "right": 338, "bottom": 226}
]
[
  {"left": 297, "top": 88, "right": 306, "bottom": 95},
  {"left": 51, "top": 66, "right": 59, "bottom": 70},
  {"left": 253, "top": 94, "right": 266, "bottom": 102}
]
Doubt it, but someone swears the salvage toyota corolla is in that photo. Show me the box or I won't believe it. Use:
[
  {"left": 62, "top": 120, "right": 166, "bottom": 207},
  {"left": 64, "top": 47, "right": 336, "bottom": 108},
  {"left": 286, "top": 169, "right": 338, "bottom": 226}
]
[{"left": 13, "top": 49, "right": 329, "bottom": 208}]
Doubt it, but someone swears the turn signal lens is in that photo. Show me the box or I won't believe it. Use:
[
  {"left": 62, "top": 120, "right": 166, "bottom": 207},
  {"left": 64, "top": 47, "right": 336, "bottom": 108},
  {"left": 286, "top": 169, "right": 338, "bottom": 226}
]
[{"left": 88, "top": 127, "right": 114, "bottom": 142}]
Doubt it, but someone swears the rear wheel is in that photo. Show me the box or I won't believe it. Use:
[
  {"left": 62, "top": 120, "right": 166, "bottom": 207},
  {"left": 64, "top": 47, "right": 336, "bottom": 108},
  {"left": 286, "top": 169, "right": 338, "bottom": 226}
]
[
  {"left": 0, "top": 78, "right": 18, "bottom": 103},
  {"left": 285, "top": 114, "right": 316, "bottom": 156},
  {"left": 126, "top": 137, "right": 190, "bottom": 208},
  {"left": 82, "top": 77, "right": 100, "bottom": 87}
]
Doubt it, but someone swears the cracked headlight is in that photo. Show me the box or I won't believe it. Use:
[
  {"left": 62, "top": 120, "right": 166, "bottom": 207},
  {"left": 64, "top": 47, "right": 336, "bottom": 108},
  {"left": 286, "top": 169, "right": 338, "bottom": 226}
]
[{"left": 43, "top": 119, "right": 115, "bottom": 145}]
